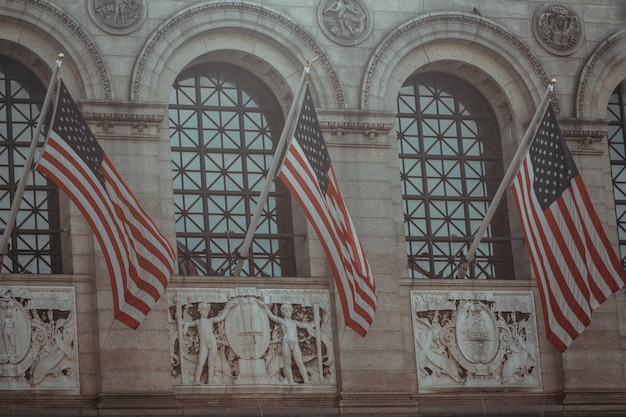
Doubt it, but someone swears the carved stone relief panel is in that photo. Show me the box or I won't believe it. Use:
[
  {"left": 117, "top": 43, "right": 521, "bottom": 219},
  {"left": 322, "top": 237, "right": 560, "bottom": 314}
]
[
  {"left": 318, "top": 0, "right": 372, "bottom": 46},
  {"left": 0, "top": 286, "right": 78, "bottom": 391},
  {"left": 410, "top": 290, "right": 542, "bottom": 391},
  {"left": 533, "top": 4, "right": 582, "bottom": 56},
  {"left": 168, "top": 287, "right": 335, "bottom": 388},
  {"left": 88, "top": 0, "right": 147, "bottom": 35}
]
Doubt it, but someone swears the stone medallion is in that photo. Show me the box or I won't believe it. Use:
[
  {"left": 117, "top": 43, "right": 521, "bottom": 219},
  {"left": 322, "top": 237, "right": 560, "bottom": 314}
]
[
  {"left": 88, "top": 0, "right": 147, "bottom": 35},
  {"left": 533, "top": 3, "right": 583, "bottom": 56},
  {"left": 318, "top": 0, "right": 372, "bottom": 46}
]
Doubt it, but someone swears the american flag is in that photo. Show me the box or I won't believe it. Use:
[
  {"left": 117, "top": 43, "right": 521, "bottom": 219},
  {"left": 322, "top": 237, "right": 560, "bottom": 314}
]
[
  {"left": 278, "top": 86, "right": 377, "bottom": 336},
  {"left": 36, "top": 81, "right": 176, "bottom": 329},
  {"left": 511, "top": 103, "right": 626, "bottom": 352}
]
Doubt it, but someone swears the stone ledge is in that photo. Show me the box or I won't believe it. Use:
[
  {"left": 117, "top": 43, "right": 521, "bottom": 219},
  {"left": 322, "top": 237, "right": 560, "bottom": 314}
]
[{"left": 338, "top": 391, "right": 418, "bottom": 414}]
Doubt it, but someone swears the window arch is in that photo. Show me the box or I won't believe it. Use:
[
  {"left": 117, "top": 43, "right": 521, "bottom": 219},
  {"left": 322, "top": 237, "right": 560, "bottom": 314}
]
[
  {"left": 608, "top": 81, "right": 626, "bottom": 266},
  {"left": 169, "top": 62, "right": 297, "bottom": 277},
  {"left": 397, "top": 72, "right": 513, "bottom": 279},
  {"left": 0, "top": 55, "right": 62, "bottom": 274}
]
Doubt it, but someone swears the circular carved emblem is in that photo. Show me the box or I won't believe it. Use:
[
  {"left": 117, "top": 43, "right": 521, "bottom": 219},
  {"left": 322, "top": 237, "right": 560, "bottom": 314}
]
[
  {"left": 318, "top": 0, "right": 373, "bottom": 46},
  {"left": 88, "top": 0, "right": 147, "bottom": 35},
  {"left": 533, "top": 3, "right": 583, "bottom": 56}
]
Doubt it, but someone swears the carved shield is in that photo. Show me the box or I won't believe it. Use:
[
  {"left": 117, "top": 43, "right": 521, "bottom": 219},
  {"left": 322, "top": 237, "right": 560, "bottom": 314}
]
[
  {"left": 455, "top": 302, "right": 498, "bottom": 365},
  {"left": 224, "top": 298, "right": 270, "bottom": 360}
]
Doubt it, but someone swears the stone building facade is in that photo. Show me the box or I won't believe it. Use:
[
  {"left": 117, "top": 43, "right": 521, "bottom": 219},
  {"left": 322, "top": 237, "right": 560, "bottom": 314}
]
[{"left": 1, "top": 1, "right": 626, "bottom": 416}]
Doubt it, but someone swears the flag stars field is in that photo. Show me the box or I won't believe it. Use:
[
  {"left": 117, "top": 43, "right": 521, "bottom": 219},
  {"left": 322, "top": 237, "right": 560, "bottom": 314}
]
[
  {"left": 277, "top": 85, "right": 377, "bottom": 336},
  {"left": 35, "top": 80, "right": 176, "bottom": 329},
  {"left": 511, "top": 102, "right": 626, "bottom": 352}
]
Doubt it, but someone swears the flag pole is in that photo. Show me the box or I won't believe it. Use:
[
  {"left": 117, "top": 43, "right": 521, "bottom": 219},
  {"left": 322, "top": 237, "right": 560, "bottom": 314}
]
[
  {"left": 0, "top": 53, "right": 64, "bottom": 269},
  {"left": 456, "top": 79, "right": 555, "bottom": 279},
  {"left": 232, "top": 59, "right": 313, "bottom": 277}
]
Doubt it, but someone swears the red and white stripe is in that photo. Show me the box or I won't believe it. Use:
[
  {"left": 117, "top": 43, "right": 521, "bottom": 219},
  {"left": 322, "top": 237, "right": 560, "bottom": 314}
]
[
  {"left": 279, "top": 140, "right": 377, "bottom": 336},
  {"left": 512, "top": 156, "right": 626, "bottom": 352},
  {"left": 37, "top": 132, "right": 176, "bottom": 328}
]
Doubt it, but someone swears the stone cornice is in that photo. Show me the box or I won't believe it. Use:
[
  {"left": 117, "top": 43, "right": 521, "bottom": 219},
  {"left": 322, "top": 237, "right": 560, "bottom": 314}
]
[
  {"left": 317, "top": 110, "right": 396, "bottom": 146},
  {"left": 559, "top": 118, "right": 608, "bottom": 155},
  {"left": 80, "top": 101, "right": 166, "bottom": 124},
  {"left": 82, "top": 113, "right": 164, "bottom": 124},
  {"left": 319, "top": 121, "right": 394, "bottom": 147}
]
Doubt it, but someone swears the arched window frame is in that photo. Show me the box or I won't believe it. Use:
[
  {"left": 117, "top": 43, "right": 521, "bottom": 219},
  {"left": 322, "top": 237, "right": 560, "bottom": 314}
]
[
  {"left": 608, "top": 81, "right": 626, "bottom": 267},
  {"left": 0, "top": 55, "right": 62, "bottom": 274},
  {"left": 169, "top": 62, "right": 303, "bottom": 277},
  {"left": 397, "top": 72, "right": 514, "bottom": 279}
]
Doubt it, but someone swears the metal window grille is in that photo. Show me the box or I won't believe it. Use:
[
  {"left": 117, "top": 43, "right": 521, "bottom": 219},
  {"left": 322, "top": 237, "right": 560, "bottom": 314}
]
[
  {"left": 0, "top": 56, "right": 62, "bottom": 274},
  {"left": 169, "top": 63, "right": 295, "bottom": 277},
  {"left": 607, "top": 83, "right": 626, "bottom": 267},
  {"left": 397, "top": 72, "right": 513, "bottom": 279}
]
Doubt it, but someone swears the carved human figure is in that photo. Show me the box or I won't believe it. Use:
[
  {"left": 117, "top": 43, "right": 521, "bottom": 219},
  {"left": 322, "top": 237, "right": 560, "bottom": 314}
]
[
  {"left": 3, "top": 301, "right": 17, "bottom": 360},
  {"left": 551, "top": 13, "right": 576, "bottom": 47},
  {"left": 324, "top": 0, "right": 361, "bottom": 37},
  {"left": 113, "top": 0, "right": 127, "bottom": 25},
  {"left": 263, "top": 303, "right": 312, "bottom": 384},
  {"left": 185, "top": 302, "right": 231, "bottom": 384}
]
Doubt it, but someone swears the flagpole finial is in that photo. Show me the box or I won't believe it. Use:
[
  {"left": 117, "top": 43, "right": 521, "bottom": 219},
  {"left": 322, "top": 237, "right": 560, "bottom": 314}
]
[
  {"left": 548, "top": 78, "right": 556, "bottom": 92},
  {"left": 304, "top": 55, "right": 319, "bottom": 73},
  {"left": 56, "top": 53, "right": 65, "bottom": 69}
]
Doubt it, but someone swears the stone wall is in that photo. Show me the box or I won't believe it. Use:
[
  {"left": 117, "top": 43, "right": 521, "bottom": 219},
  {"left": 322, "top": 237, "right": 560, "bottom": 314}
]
[{"left": 1, "top": 1, "right": 626, "bottom": 416}]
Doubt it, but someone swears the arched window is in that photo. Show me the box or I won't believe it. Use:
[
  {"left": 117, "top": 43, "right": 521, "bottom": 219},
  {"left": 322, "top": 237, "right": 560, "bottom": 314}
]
[
  {"left": 397, "top": 72, "right": 513, "bottom": 279},
  {"left": 169, "top": 63, "right": 297, "bottom": 277},
  {"left": 608, "top": 82, "right": 626, "bottom": 266},
  {"left": 0, "top": 55, "right": 62, "bottom": 274}
]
